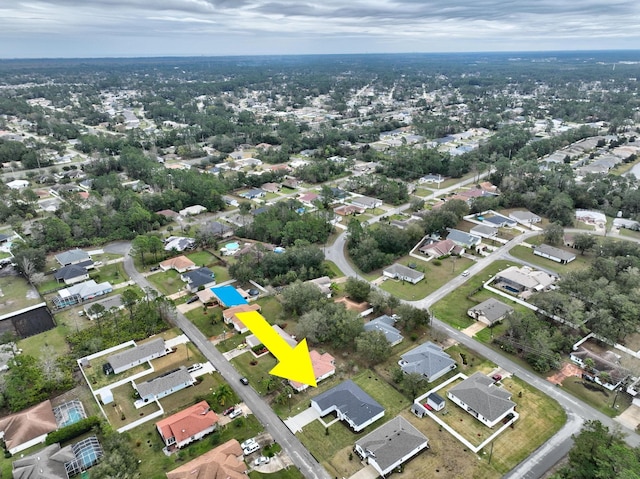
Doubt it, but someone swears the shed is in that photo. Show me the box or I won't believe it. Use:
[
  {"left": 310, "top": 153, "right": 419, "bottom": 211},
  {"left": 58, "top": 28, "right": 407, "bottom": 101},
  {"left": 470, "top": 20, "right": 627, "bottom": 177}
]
[{"left": 426, "top": 392, "right": 446, "bottom": 411}]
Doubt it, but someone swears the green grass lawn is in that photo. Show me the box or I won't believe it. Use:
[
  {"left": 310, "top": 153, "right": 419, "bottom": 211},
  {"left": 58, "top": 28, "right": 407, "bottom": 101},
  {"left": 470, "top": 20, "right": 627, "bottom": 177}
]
[
  {"left": 90, "top": 262, "right": 128, "bottom": 284},
  {"left": 0, "top": 275, "right": 42, "bottom": 314},
  {"left": 146, "top": 269, "right": 184, "bottom": 295},
  {"left": 508, "top": 244, "right": 592, "bottom": 275},
  {"left": 256, "top": 296, "right": 283, "bottom": 322},
  {"left": 211, "top": 265, "right": 231, "bottom": 283},
  {"left": 186, "top": 250, "right": 217, "bottom": 267},
  {"left": 17, "top": 325, "right": 70, "bottom": 358},
  {"left": 249, "top": 469, "right": 306, "bottom": 479},
  {"left": 432, "top": 260, "right": 514, "bottom": 329},
  {"left": 618, "top": 227, "right": 640, "bottom": 240},
  {"left": 379, "top": 255, "right": 474, "bottom": 301},
  {"left": 561, "top": 377, "right": 632, "bottom": 417},
  {"left": 185, "top": 306, "right": 226, "bottom": 338},
  {"left": 37, "top": 276, "right": 63, "bottom": 294},
  {"left": 322, "top": 260, "right": 343, "bottom": 278},
  {"left": 231, "top": 352, "right": 279, "bottom": 395}
]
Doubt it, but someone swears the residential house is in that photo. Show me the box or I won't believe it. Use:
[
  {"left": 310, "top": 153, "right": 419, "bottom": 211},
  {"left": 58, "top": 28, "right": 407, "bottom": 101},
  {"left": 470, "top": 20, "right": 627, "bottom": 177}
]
[
  {"left": 12, "top": 437, "right": 103, "bottom": 478},
  {"left": 156, "top": 209, "right": 180, "bottom": 220},
  {"left": 179, "top": 205, "right": 207, "bottom": 216},
  {"left": 418, "top": 174, "right": 444, "bottom": 184},
  {"left": 181, "top": 267, "right": 216, "bottom": 293},
  {"left": 398, "top": 342, "right": 456, "bottom": 382},
  {"left": 55, "top": 248, "right": 91, "bottom": 266},
  {"left": 134, "top": 367, "right": 196, "bottom": 403},
  {"left": 419, "top": 238, "right": 456, "bottom": 258},
  {"left": 240, "top": 188, "right": 266, "bottom": 200},
  {"left": 447, "top": 372, "right": 517, "bottom": 428},
  {"left": 156, "top": 401, "right": 219, "bottom": 450},
  {"left": 509, "top": 210, "right": 541, "bottom": 226},
  {"left": 0, "top": 400, "right": 57, "bottom": 454},
  {"left": 104, "top": 338, "right": 168, "bottom": 375},
  {"left": 467, "top": 298, "right": 514, "bottom": 326},
  {"left": 447, "top": 229, "right": 482, "bottom": 249},
  {"left": 53, "top": 280, "right": 113, "bottom": 308},
  {"left": 310, "top": 380, "right": 385, "bottom": 432},
  {"left": 533, "top": 244, "right": 576, "bottom": 264},
  {"left": 470, "top": 224, "right": 498, "bottom": 239},
  {"left": 53, "top": 260, "right": 93, "bottom": 285},
  {"left": 261, "top": 182, "right": 280, "bottom": 193},
  {"left": 354, "top": 416, "right": 429, "bottom": 477},
  {"left": 165, "top": 439, "right": 247, "bottom": 479},
  {"left": 282, "top": 177, "right": 301, "bottom": 189},
  {"left": 164, "top": 236, "right": 196, "bottom": 252},
  {"left": 6, "top": 179, "right": 29, "bottom": 190},
  {"left": 299, "top": 192, "right": 319, "bottom": 207},
  {"left": 83, "top": 294, "right": 124, "bottom": 319},
  {"left": 482, "top": 214, "right": 517, "bottom": 228},
  {"left": 203, "top": 221, "right": 234, "bottom": 239},
  {"left": 570, "top": 339, "right": 628, "bottom": 391},
  {"left": 351, "top": 196, "right": 383, "bottom": 210},
  {"left": 211, "top": 285, "right": 248, "bottom": 308},
  {"left": 222, "top": 195, "right": 239, "bottom": 207},
  {"left": 305, "top": 276, "right": 333, "bottom": 297},
  {"left": 223, "top": 303, "right": 262, "bottom": 333},
  {"left": 290, "top": 350, "right": 336, "bottom": 392},
  {"left": 334, "top": 204, "right": 365, "bottom": 216},
  {"left": 364, "top": 315, "right": 403, "bottom": 346},
  {"left": 383, "top": 264, "right": 425, "bottom": 284},
  {"left": 495, "top": 266, "right": 555, "bottom": 296},
  {"left": 159, "top": 255, "right": 196, "bottom": 273},
  {"left": 246, "top": 323, "right": 296, "bottom": 350}
]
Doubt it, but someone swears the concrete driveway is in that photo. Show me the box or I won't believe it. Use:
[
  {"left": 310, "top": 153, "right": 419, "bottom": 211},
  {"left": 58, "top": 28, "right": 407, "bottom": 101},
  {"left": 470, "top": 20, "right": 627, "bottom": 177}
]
[
  {"left": 284, "top": 407, "right": 320, "bottom": 433},
  {"left": 348, "top": 465, "right": 378, "bottom": 479}
]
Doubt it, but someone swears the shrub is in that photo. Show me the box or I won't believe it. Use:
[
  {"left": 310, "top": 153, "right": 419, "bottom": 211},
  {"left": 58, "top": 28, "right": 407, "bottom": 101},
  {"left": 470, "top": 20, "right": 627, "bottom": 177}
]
[{"left": 45, "top": 416, "right": 101, "bottom": 445}]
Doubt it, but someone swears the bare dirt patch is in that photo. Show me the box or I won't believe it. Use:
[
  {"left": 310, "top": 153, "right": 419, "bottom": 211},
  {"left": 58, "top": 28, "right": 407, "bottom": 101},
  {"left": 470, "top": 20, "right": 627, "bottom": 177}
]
[{"left": 547, "top": 362, "right": 582, "bottom": 386}]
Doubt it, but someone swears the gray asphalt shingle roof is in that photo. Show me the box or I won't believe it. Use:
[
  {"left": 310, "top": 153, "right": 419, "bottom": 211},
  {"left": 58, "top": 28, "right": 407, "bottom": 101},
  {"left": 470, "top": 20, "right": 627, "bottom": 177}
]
[
  {"left": 312, "top": 380, "right": 384, "bottom": 429},
  {"left": 448, "top": 372, "right": 515, "bottom": 423},
  {"left": 107, "top": 338, "right": 166, "bottom": 373},
  {"left": 135, "top": 367, "right": 193, "bottom": 400},
  {"left": 399, "top": 342, "right": 456, "bottom": 379},
  {"left": 364, "top": 316, "right": 403, "bottom": 345}
]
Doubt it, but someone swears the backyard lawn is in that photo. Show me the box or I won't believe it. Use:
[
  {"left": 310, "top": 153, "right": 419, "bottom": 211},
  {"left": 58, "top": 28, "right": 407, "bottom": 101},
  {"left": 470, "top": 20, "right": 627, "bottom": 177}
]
[
  {"left": 256, "top": 296, "right": 283, "bottom": 321},
  {"left": 90, "top": 262, "right": 128, "bottom": 284},
  {"left": 18, "top": 325, "right": 69, "bottom": 358},
  {"left": 0, "top": 275, "right": 42, "bottom": 314},
  {"left": 186, "top": 250, "right": 217, "bottom": 267}
]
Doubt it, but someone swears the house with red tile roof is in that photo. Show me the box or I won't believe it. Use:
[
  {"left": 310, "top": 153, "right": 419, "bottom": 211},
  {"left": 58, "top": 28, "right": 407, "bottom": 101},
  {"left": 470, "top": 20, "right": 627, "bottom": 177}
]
[
  {"left": 290, "top": 350, "right": 336, "bottom": 392},
  {"left": 165, "top": 439, "right": 247, "bottom": 479},
  {"left": 156, "top": 401, "right": 219, "bottom": 450}
]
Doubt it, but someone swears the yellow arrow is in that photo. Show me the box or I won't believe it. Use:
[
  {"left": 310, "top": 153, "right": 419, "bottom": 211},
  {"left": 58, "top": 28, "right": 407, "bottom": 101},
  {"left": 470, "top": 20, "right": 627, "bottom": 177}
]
[{"left": 236, "top": 311, "right": 317, "bottom": 388}]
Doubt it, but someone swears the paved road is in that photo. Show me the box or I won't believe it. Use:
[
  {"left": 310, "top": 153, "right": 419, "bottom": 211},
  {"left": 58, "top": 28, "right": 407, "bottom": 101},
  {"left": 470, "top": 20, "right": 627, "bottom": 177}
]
[{"left": 120, "top": 244, "right": 331, "bottom": 479}]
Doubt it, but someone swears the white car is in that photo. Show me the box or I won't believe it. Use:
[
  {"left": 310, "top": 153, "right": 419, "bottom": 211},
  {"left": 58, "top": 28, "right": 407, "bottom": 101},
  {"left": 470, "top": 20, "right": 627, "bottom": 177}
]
[
  {"left": 229, "top": 408, "right": 243, "bottom": 419},
  {"left": 254, "top": 456, "right": 270, "bottom": 466},
  {"left": 243, "top": 443, "right": 260, "bottom": 455},
  {"left": 461, "top": 270, "right": 470, "bottom": 277},
  {"left": 241, "top": 438, "right": 258, "bottom": 450}
]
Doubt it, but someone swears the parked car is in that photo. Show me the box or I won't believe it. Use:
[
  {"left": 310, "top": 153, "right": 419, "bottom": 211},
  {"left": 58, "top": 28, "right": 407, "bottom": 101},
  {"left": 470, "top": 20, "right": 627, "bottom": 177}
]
[
  {"left": 236, "top": 343, "right": 247, "bottom": 350},
  {"left": 254, "top": 456, "right": 270, "bottom": 466},
  {"left": 492, "top": 374, "right": 502, "bottom": 382},
  {"left": 243, "top": 443, "right": 260, "bottom": 455},
  {"left": 223, "top": 406, "right": 235, "bottom": 416},
  {"left": 461, "top": 270, "right": 470, "bottom": 277},
  {"left": 229, "top": 408, "right": 243, "bottom": 419},
  {"left": 240, "top": 377, "right": 249, "bottom": 385},
  {"left": 186, "top": 295, "right": 199, "bottom": 304},
  {"left": 150, "top": 266, "right": 160, "bottom": 272},
  {"left": 241, "top": 438, "right": 258, "bottom": 450},
  {"left": 187, "top": 363, "right": 203, "bottom": 373}
]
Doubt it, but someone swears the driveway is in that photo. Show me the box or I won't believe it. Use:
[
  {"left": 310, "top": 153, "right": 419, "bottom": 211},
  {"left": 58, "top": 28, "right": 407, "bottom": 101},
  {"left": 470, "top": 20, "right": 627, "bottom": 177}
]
[
  {"left": 348, "top": 465, "right": 379, "bottom": 479},
  {"left": 284, "top": 407, "right": 320, "bottom": 433}
]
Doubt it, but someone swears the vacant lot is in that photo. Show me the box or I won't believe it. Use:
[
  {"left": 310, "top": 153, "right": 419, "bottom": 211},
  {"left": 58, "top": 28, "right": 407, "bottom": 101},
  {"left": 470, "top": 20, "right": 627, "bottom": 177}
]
[
  {"left": 0, "top": 274, "right": 42, "bottom": 314},
  {"left": 146, "top": 269, "right": 184, "bottom": 295},
  {"left": 561, "top": 376, "right": 632, "bottom": 417}
]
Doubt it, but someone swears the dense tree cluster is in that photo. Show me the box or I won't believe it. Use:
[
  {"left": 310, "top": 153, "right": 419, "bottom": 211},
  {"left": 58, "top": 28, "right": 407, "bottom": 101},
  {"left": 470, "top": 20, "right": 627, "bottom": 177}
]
[{"left": 345, "top": 175, "right": 409, "bottom": 205}]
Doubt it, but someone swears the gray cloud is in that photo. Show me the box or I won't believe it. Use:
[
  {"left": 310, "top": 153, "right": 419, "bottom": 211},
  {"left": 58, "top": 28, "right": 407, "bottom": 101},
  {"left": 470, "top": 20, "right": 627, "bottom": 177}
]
[{"left": 1, "top": 0, "right": 639, "bottom": 58}]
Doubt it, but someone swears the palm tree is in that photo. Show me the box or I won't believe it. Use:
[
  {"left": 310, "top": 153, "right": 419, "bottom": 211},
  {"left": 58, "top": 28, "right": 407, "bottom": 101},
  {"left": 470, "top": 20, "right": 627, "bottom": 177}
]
[{"left": 215, "top": 384, "right": 235, "bottom": 407}]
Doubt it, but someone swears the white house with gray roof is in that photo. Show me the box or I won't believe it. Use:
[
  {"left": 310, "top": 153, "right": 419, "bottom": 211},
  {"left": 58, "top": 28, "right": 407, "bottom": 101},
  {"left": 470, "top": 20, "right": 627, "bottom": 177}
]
[
  {"left": 134, "top": 367, "right": 195, "bottom": 403},
  {"left": 446, "top": 229, "right": 481, "bottom": 249},
  {"left": 398, "top": 342, "right": 456, "bottom": 382},
  {"left": 509, "top": 210, "right": 541, "bottom": 226},
  {"left": 55, "top": 248, "right": 91, "bottom": 266},
  {"left": 354, "top": 416, "right": 429, "bottom": 477},
  {"left": 447, "top": 372, "right": 516, "bottom": 428},
  {"left": 470, "top": 224, "right": 498, "bottom": 239},
  {"left": 533, "top": 244, "right": 576, "bottom": 264},
  {"left": 467, "top": 298, "right": 514, "bottom": 326},
  {"left": 104, "top": 338, "right": 168, "bottom": 375},
  {"left": 311, "top": 380, "right": 385, "bottom": 432},
  {"left": 383, "top": 263, "right": 424, "bottom": 284},
  {"left": 364, "top": 315, "right": 403, "bottom": 346}
]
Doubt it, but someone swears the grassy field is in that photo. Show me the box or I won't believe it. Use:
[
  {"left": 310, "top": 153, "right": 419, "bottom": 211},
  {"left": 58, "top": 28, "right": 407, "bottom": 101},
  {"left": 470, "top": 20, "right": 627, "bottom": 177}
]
[
  {"left": 256, "top": 296, "right": 284, "bottom": 322},
  {"left": 322, "top": 260, "right": 343, "bottom": 278},
  {"left": 90, "top": 262, "right": 128, "bottom": 284},
  {"left": 561, "top": 376, "right": 632, "bottom": 417},
  {"left": 618, "top": 227, "right": 640, "bottom": 240},
  {"left": 146, "top": 269, "right": 184, "bottom": 295},
  {"left": 211, "top": 265, "right": 231, "bottom": 283},
  {"left": 186, "top": 250, "right": 217, "bottom": 267},
  {"left": 231, "top": 352, "right": 279, "bottom": 395},
  {"left": 0, "top": 274, "right": 42, "bottom": 314},
  {"left": 508, "top": 244, "right": 592, "bottom": 275},
  {"left": 18, "top": 325, "right": 70, "bottom": 358},
  {"left": 379, "top": 255, "right": 474, "bottom": 301},
  {"left": 249, "top": 469, "right": 305, "bottom": 479},
  {"left": 185, "top": 306, "right": 226, "bottom": 338}
]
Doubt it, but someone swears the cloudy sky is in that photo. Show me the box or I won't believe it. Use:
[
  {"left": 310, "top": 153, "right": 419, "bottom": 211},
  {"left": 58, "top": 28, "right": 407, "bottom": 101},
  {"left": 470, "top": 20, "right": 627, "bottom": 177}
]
[{"left": 1, "top": 0, "right": 639, "bottom": 58}]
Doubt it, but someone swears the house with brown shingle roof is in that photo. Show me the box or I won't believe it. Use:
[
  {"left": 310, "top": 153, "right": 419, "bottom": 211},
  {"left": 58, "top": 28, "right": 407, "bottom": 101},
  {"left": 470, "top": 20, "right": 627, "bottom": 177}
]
[
  {"left": 166, "top": 439, "right": 247, "bottom": 479},
  {"left": 156, "top": 401, "right": 219, "bottom": 450},
  {"left": 0, "top": 400, "right": 57, "bottom": 454},
  {"left": 159, "top": 255, "right": 196, "bottom": 273},
  {"left": 419, "top": 239, "right": 456, "bottom": 258},
  {"left": 222, "top": 303, "right": 262, "bottom": 333}
]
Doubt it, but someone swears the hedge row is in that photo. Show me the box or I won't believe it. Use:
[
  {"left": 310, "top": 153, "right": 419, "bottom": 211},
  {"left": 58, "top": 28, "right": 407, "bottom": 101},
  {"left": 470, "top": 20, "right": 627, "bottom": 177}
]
[{"left": 45, "top": 416, "right": 101, "bottom": 445}]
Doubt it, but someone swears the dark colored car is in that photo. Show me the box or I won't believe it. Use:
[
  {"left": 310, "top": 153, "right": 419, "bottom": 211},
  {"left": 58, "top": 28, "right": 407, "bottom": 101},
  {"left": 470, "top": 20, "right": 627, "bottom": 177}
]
[
  {"left": 240, "top": 377, "right": 249, "bottom": 385},
  {"left": 186, "top": 295, "right": 199, "bottom": 304}
]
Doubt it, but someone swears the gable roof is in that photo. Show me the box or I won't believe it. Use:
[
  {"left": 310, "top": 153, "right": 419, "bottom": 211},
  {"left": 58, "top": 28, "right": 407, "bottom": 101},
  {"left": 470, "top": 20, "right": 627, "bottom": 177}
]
[
  {"left": 468, "top": 298, "right": 514, "bottom": 324},
  {"left": 156, "top": 401, "right": 218, "bottom": 445},
  {"left": 107, "top": 338, "right": 166, "bottom": 372},
  {"left": 54, "top": 248, "right": 90, "bottom": 266},
  {"left": 0, "top": 400, "right": 57, "bottom": 453},
  {"left": 312, "top": 380, "right": 384, "bottom": 428},
  {"left": 223, "top": 303, "right": 261, "bottom": 330},
  {"left": 399, "top": 342, "right": 456, "bottom": 378},
  {"left": 383, "top": 263, "right": 424, "bottom": 281},
  {"left": 364, "top": 316, "right": 403, "bottom": 345},
  {"left": 470, "top": 224, "right": 498, "bottom": 237},
  {"left": 290, "top": 350, "right": 335, "bottom": 390},
  {"left": 136, "top": 367, "right": 194, "bottom": 400},
  {"left": 57, "top": 280, "right": 112, "bottom": 300},
  {"left": 533, "top": 244, "right": 577, "bottom": 262},
  {"left": 166, "top": 439, "right": 247, "bottom": 479},
  {"left": 355, "top": 416, "right": 428, "bottom": 475},
  {"left": 448, "top": 372, "right": 515, "bottom": 423}
]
